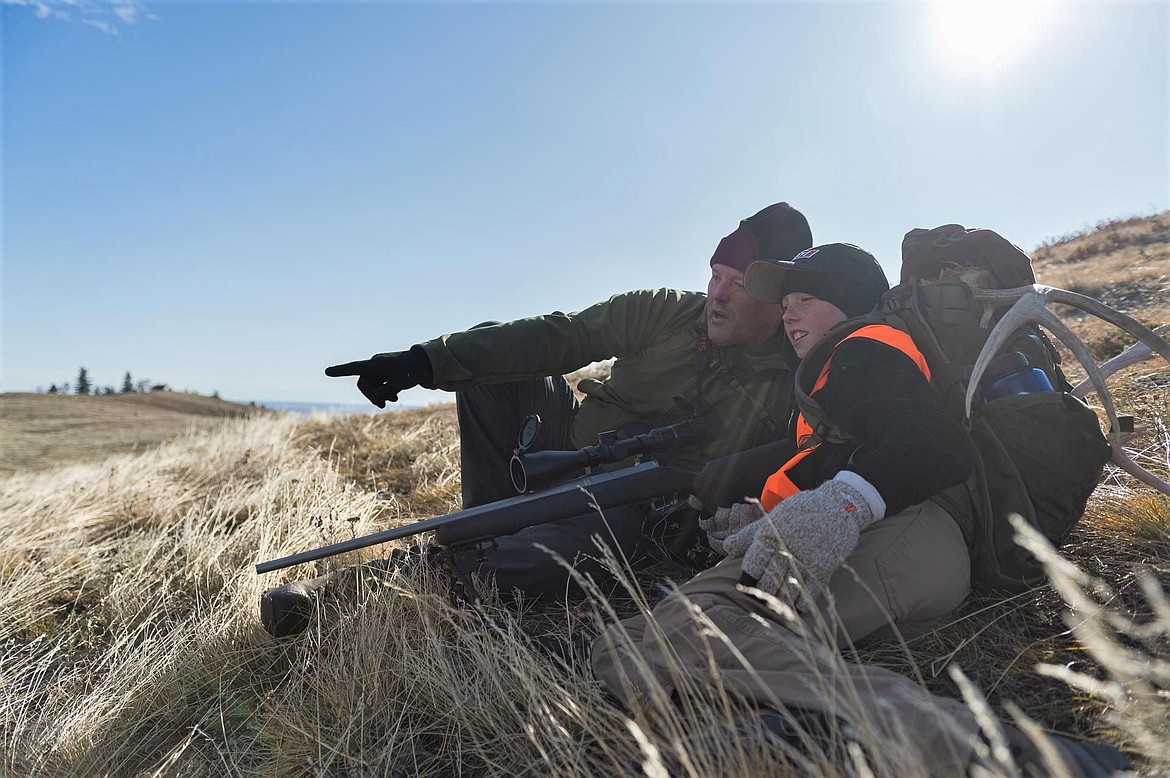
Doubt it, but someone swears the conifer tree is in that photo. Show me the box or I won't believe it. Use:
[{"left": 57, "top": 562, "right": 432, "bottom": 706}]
[
  {"left": 121, "top": 371, "right": 135, "bottom": 393},
  {"left": 75, "top": 368, "right": 91, "bottom": 395}
]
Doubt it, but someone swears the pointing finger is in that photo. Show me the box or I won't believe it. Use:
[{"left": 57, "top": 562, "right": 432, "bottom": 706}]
[{"left": 325, "top": 360, "right": 374, "bottom": 377}]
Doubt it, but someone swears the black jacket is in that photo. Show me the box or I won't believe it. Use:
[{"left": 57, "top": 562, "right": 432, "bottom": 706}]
[{"left": 784, "top": 337, "right": 972, "bottom": 517}]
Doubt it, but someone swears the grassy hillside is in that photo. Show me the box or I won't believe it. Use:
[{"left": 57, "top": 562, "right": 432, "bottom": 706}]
[
  {"left": 1031, "top": 211, "right": 1169, "bottom": 358},
  {"left": 0, "top": 391, "right": 260, "bottom": 474},
  {"left": 0, "top": 215, "right": 1167, "bottom": 776}
]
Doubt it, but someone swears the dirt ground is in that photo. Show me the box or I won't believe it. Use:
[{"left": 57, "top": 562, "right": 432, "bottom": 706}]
[{"left": 0, "top": 391, "right": 261, "bottom": 474}]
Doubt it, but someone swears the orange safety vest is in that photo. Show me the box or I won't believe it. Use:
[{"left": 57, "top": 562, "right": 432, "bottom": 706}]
[{"left": 759, "top": 324, "right": 931, "bottom": 511}]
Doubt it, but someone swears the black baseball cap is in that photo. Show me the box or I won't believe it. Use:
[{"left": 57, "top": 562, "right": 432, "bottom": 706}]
[{"left": 744, "top": 243, "right": 890, "bottom": 317}]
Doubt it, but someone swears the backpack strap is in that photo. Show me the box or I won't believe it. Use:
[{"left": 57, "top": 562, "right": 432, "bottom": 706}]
[
  {"left": 799, "top": 324, "right": 931, "bottom": 446},
  {"left": 791, "top": 318, "right": 875, "bottom": 448},
  {"left": 664, "top": 325, "right": 786, "bottom": 462},
  {"left": 792, "top": 318, "right": 922, "bottom": 447},
  {"left": 883, "top": 279, "right": 1071, "bottom": 408},
  {"left": 764, "top": 320, "right": 930, "bottom": 511},
  {"left": 881, "top": 280, "right": 980, "bottom": 396},
  {"left": 718, "top": 346, "right": 785, "bottom": 437}
]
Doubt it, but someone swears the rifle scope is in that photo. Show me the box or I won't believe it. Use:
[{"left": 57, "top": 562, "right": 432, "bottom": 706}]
[{"left": 509, "top": 419, "right": 703, "bottom": 494}]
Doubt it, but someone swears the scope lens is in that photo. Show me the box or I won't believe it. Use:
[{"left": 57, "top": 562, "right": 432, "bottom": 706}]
[{"left": 509, "top": 454, "right": 528, "bottom": 493}]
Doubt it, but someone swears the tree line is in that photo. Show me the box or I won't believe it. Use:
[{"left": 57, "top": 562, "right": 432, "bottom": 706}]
[
  {"left": 38, "top": 368, "right": 226, "bottom": 399},
  {"left": 44, "top": 367, "right": 170, "bottom": 396}
]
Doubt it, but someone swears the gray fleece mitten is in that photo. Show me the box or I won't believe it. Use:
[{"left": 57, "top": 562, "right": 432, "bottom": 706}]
[
  {"left": 733, "top": 478, "right": 881, "bottom": 609},
  {"left": 699, "top": 502, "right": 764, "bottom": 557}
]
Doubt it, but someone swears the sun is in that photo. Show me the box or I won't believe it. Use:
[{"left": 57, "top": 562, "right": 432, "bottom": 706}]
[{"left": 927, "top": 1, "right": 1054, "bottom": 77}]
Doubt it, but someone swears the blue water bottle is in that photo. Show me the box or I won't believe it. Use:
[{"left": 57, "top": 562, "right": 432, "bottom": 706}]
[{"left": 980, "top": 351, "right": 1054, "bottom": 402}]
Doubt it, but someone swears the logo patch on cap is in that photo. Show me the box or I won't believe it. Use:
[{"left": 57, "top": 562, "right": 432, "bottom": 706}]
[{"left": 793, "top": 248, "right": 820, "bottom": 260}]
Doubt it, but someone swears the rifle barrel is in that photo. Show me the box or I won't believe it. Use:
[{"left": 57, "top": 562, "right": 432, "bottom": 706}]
[
  {"left": 255, "top": 512, "right": 462, "bottom": 573},
  {"left": 255, "top": 461, "right": 696, "bottom": 574}
]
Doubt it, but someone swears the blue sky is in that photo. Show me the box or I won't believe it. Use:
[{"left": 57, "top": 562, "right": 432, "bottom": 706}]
[{"left": 2, "top": 0, "right": 1166, "bottom": 406}]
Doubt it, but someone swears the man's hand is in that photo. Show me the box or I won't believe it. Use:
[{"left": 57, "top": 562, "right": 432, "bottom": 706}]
[
  {"left": 729, "top": 478, "right": 880, "bottom": 610},
  {"left": 699, "top": 502, "right": 763, "bottom": 557},
  {"left": 325, "top": 348, "right": 433, "bottom": 408}
]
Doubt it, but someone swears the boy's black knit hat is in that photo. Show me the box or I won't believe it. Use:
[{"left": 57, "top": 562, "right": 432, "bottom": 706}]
[
  {"left": 744, "top": 243, "right": 890, "bottom": 318},
  {"left": 709, "top": 203, "right": 813, "bottom": 274}
]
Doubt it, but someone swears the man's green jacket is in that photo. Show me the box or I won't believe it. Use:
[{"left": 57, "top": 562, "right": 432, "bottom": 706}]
[{"left": 418, "top": 288, "right": 794, "bottom": 472}]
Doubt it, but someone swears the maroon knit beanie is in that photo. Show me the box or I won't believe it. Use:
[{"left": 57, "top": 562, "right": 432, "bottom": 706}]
[{"left": 709, "top": 202, "right": 813, "bottom": 274}]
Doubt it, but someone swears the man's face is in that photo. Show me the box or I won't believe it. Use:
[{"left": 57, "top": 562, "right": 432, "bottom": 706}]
[
  {"left": 706, "top": 263, "right": 786, "bottom": 346},
  {"left": 781, "top": 291, "right": 848, "bottom": 359}
]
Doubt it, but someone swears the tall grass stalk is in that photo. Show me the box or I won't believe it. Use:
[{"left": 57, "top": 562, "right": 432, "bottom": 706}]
[{"left": 1014, "top": 516, "right": 1170, "bottom": 767}]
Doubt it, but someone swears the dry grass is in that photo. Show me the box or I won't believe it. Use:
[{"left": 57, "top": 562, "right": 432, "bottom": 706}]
[
  {"left": 1, "top": 215, "right": 1167, "bottom": 775},
  {"left": 1032, "top": 211, "right": 1169, "bottom": 357},
  {"left": 0, "top": 406, "right": 1165, "bottom": 775},
  {"left": 0, "top": 413, "right": 646, "bottom": 775},
  {"left": 0, "top": 391, "right": 261, "bottom": 475},
  {"left": 296, "top": 404, "right": 463, "bottom": 518}
]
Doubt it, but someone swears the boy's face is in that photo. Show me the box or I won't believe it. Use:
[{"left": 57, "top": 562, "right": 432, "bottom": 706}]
[{"left": 781, "top": 292, "right": 848, "bottom": 359}]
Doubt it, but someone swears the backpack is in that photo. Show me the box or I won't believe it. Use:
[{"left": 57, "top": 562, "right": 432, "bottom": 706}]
[{"left": 794, "top": 225, "right": 1111, "bottom": 593}]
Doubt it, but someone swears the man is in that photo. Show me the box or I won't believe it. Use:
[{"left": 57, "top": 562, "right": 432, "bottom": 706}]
[
  {"left": 589, "top": 243, "right": 1130, "bottom": 776},
  {"left": 261, "top": 203, "right": 813, "bottom": 636}
]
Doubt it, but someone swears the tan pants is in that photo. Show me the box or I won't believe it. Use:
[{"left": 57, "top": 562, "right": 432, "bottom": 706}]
[{"left": 591, "top": 499, "right": 979, "bottom": 774}]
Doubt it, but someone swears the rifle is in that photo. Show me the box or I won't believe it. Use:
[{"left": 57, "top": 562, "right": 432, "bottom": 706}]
[{"left": 255, "top": 419, "right": 792, "bottom": 598}]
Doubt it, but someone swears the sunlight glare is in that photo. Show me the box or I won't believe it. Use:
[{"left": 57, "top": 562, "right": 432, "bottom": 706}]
[{"left": 929, "top": 1, "right": 1053, "bottom": 76}]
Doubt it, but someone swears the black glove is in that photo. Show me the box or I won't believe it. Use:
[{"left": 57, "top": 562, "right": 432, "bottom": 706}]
[
  {"left": 325, "top": 347, "right": 433, "bottom": 408},
  {"left": 692, "top": 439, "right": 795, "bottom": 511}
]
